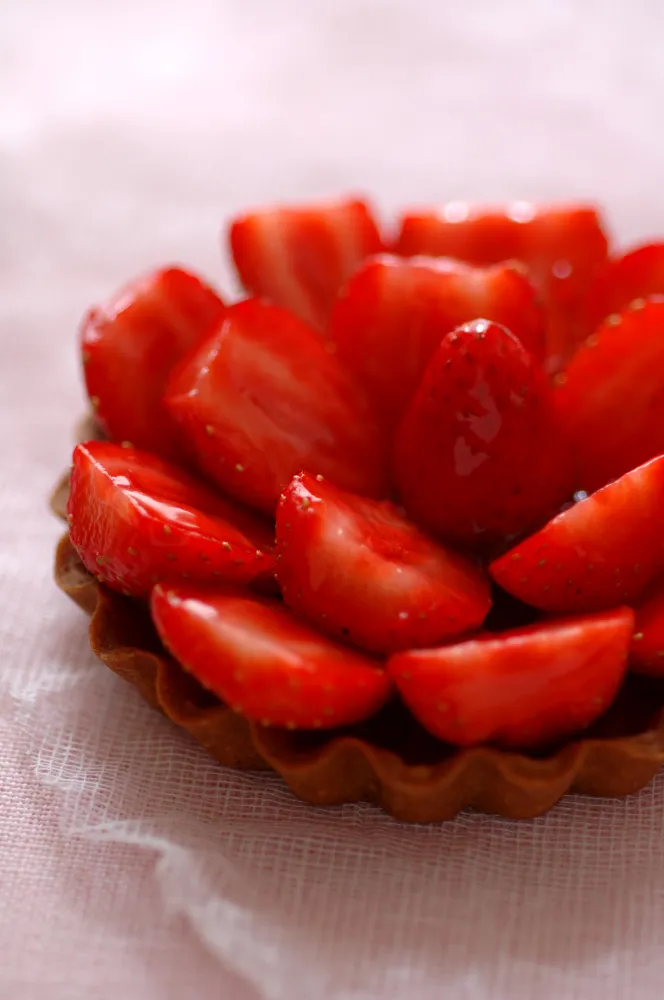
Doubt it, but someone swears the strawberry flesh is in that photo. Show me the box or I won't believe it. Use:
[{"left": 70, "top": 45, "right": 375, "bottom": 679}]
[
  {"left": 330, "top": 254, "right": 545, "bottom": 432},
  {"left": 276, "top": 472, "right": 492, "bottom": 654},
  {"left": 68, "top": 441, "right": 275, "bottom": 597},
  {"left": 394, "top": 319, "right": 572, "bottom": 551},
  {"left": 150, "top": 583, "right": 393, "bottom": 729},
  {"left": 631, "top": 582, "right": 664, "bottom": 677},
  {"left": 81, "top": 267, "right": 225, "bottom": 460},
  {"left": 164, "top": 298, "right": 389, "bottom": 515},
  {"left": 67, "top": 197, "right": 664, "bottom": 747},
  {"left": 556, "top": 297, "right": 664, "bottom": 493},
  {"left": 490, "top": 454, "right": 664, "bottom": 612},
  {"left": 394, "top": 203, "right": 609, "bottom": 372},
  {"left": 585, "top": 243, "right": 664, "bottom": 329},
  {"left": 229, "top": 198, "right": 382, "bottom": 330},
  {"left": 389, "top": 608, "right": 634, "bottom": 748}
]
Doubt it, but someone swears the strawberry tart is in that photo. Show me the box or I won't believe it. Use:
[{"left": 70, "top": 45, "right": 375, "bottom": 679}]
[{"left": 52, "top": 198, "right": 664, "bottom": 821}]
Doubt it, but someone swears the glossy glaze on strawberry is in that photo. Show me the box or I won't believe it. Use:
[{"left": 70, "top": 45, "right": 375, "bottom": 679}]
[
  {"left": 230, "top": 198, "right": 382, "bottom": 329},
  {"left": 164, "top": 298, "right": 388, "bottom": 515},
  {"left": 557, "top": 297, "right": 664, "bottom": 492},
  {"left": 330, "top": 254, "right": 545, "bottom": 432},
  {"left": 395, "top": 202, "right": 608, "bottom": 371},
  {"left": 394, "top": 319, "right": 571, "bottom": 550},
  {"left": 81, "top": 267, "right": 225, "bottom": 460},
  {"left": 389, "top": 608, "right": 633, "bottom": 748},
  {"left": 151, "top": 583, "right": 392, "bottom": 728},
  {"left": 276, "top": 472, "right": 491, "bottom": 654},
  {"left": 65, "top": 197, "right": 664, "bottom": 753},
  {"left": 490, "top": 455, "right": 664, "bottom": 612},
  {"left": 585, "top": 242, "right": 664, "bottom": 328},
  {"left": 631, "top": 581, "right": 664, "bottom": 677},
  {"left": 68, "top": 441, "right": 274, "bottom": 597}
]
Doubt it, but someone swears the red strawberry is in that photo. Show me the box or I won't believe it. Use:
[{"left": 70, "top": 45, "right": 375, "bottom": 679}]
[
  {"left": 81, "top": 267, "right": 225, "bottom": 460},
  {"left": 229, "top": 198, "right": 382, "bottom": 330},
  {"left": 164, "top": 298, "right": 389, "bottom": 515},
  {"left": 585, "top": 243, "right": 664, "bottom": 329},
  {"left": 394, "top": 319, "right": 571, "bottom": 551},
  {"left": 276, "top": 472, "right": 491, "bottom": 654},
  {"left": 150, "top": 584, "right": 392, "bottom": 729},
  {"left": 330, "top": 254, "right": 545, "bottom": 432},
  {"left": 490, "top": 455, "right": 664, "bottom": 613},
  {"left": 68, "top": 441, "right": 274, "bottom": 597},
  {"left": 394, "top": 203, "right": 609, "bottom": 372},
  {"left": 556, "top": 297, "right": 664, "bottom": 493},
  {"left": 631, "top": 582, "right": 664, "bottom": 677},
  {"left": 388, "top": 608, "right": 633, "bottom": 749}
]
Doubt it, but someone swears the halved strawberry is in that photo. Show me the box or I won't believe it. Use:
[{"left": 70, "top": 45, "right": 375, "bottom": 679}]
[
  {"left": 394, "top": 319, "right": 571, "bottom": 551},
  {"left": 164, "top": 299, "right": 389, "bottom": 515},
  {"left": 68, "top": 441, "right": 274, "bottom": 597},
  {"left": 631, "top": 581, "right": 664, "bottom": 677},
  {"left": 389, "top": 608, "right": 634, "bottom": 748},
  {"left": 150, "top": 584, "right": 392, "bottom": 729},
  {"left": 275, "top": 472, "right": 491, "bottom": 654},
  {"left": 394, "top": 203, "right": 609, "bottom": 371},
  {"left": 330, "top": 254, "right": 545, "bottom": 432},
  {"left": 81, "top": 267, "right": 225, "bottom": 460},
  {"left": 585, "top": 243, "right": 664, "bottom": 329},
  {"left": 556, "top": 297, "right": 664, "bottom": 493},
  {"left": 490, "top": 455, "right": 664, "bottom": 613},
  {"left": 229, "top": 198, "right": 382, "bottom": 330}
]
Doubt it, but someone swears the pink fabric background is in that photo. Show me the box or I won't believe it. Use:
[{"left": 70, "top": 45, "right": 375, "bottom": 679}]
[{"left": 3, "top": 2, "right": 664, "bottom": 997}]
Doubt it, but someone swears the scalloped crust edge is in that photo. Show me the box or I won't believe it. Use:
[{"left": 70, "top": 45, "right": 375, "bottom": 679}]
[{"left": 52, "top": 517, "right": 664, "bottom": 822}]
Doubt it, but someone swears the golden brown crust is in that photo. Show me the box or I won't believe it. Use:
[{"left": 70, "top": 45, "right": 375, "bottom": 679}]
[{"left": 53, "top": 525, "right": 664, "bottom": 822}]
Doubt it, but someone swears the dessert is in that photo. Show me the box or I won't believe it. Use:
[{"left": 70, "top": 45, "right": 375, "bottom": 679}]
[{"left": 53, "top": 198, "right": 664, "bottom": 821}]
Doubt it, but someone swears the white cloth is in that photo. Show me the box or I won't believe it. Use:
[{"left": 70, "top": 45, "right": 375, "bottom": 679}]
[{"left": 3, "top": 1, "right": 664, "bottom": 997}]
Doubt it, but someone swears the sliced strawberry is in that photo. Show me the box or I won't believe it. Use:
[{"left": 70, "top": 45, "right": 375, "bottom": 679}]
[
  {"left": 164, "top": 298, "right": 389, "bottom": 515},
  {"left": 585, "top": 243, "right": 664, "bottom": 329},
  {"left": 68, "top": 441, "right": 274, "bottom": 597},
  {"left": 631, "top": 581, "right": 664, "bottom": 677},
  {"left": 150, "top": 583, "right": 392, "bottom": 729},
  {"left": 490, "top": 455, "right": 664, "bottom": 613},
  {"left": 81, "top": 267, "right": 225, "bottom": 460},
  {"left": 556, "top": 297, "right": 664, "bottom": 493},
  {"left": 394, "top": 203, "right": 609, "bottom": 371},
  {"left": 229, "top": 198, "right": 382, "bottom": 330},
  {"left": 388, "top": 608, "right": 633, "bottom": 749},
  {"left": 330, "top": 254, "right": 545, "bottom": 432},
  {"left": 393, "top": 319, "right": 571, "bottom": 551},
  {"left": 275, "top": 472, "right": 491, "bottom": 654}
]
